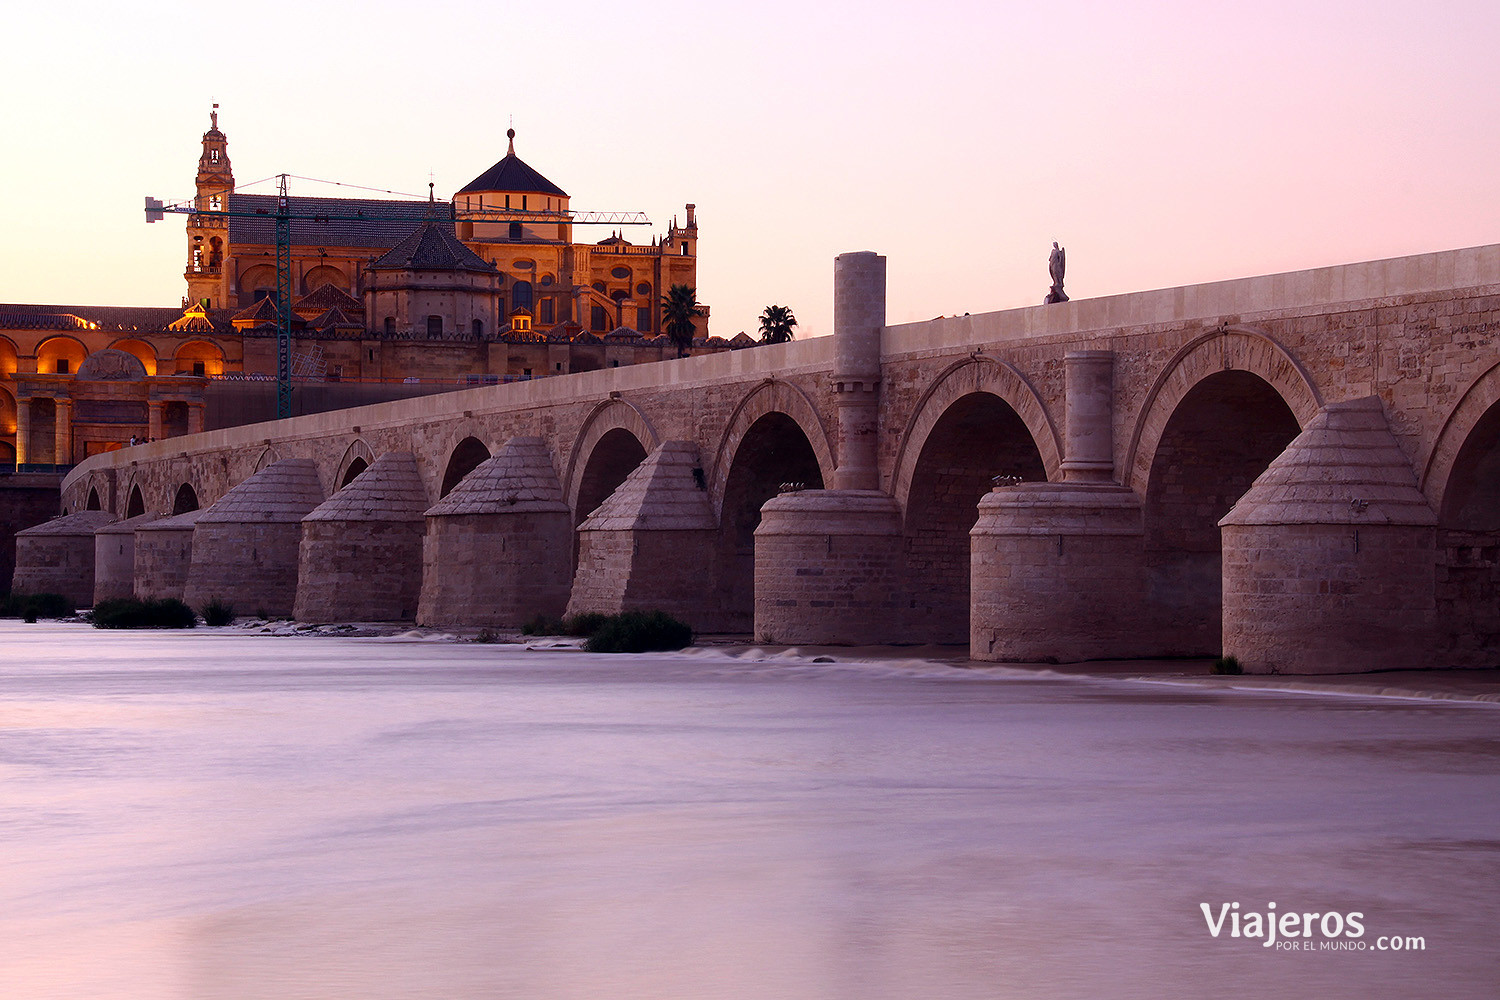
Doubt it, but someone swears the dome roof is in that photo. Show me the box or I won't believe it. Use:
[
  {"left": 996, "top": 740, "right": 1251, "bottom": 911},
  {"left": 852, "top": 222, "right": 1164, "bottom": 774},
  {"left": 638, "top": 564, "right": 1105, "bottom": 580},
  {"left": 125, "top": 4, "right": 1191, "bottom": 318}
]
[
  {"left": 456, "top": 129, "right": 568, "bottom": 198},
  {"left": 368, "top": 219, "right": 497, "bottom": 275}
]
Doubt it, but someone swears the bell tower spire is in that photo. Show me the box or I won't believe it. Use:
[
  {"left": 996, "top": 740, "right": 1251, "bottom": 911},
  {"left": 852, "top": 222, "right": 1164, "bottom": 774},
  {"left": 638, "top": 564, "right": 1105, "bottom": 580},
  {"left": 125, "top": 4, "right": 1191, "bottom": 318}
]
[{"left": 186, "top": 104, "right": 235, "bottom": 309}]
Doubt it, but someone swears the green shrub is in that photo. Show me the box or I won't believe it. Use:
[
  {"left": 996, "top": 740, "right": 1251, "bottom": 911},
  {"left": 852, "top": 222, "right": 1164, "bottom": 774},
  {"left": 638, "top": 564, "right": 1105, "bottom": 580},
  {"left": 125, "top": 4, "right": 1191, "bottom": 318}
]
[
  {"left": 561, "top": 612, "right": 610, "bottom": 637},
  {"left": 92, "top": 598, "right": 198, "bottom": 629},
  {"left": 521, "top": 613, "right": 610, "bottom": 637},
  {"left": 521, "top": 614, "right": 565, "bottom": 636},
  {"left": 0, "top": 592, "right": 75, "bottom": 620},
  {"left": 584, "top": 610, "right": 693, "bottom": 653},
  {"left": 1212, "top": 655, "right": 1244, "bottom": 675},
  {"left": 201, "top": 600, "right": 236, "bottom": 626}
]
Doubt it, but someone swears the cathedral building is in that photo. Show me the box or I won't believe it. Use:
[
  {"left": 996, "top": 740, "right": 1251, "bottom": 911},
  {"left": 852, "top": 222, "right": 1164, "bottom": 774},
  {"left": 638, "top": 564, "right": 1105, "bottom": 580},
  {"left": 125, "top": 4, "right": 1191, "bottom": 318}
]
[{"left": 0, "top": 109, "right": 745, "bottom": 469}]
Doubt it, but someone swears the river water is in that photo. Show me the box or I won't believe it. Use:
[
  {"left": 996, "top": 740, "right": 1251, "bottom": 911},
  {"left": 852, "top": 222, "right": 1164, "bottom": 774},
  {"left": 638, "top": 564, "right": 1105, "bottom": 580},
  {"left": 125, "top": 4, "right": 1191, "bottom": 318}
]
[{"left": 0, "top": 622, "right": 1496, "bottom": 999}]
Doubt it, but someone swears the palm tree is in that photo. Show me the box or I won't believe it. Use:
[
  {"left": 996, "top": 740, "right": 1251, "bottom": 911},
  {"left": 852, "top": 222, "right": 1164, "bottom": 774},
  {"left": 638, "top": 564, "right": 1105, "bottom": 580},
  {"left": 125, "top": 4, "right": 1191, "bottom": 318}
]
[
  {"left": 758, "top": 304, "right": 797, "bottom": 344},
  {"left": 661, "top": 284, "right": 698, "bottom": 358}
]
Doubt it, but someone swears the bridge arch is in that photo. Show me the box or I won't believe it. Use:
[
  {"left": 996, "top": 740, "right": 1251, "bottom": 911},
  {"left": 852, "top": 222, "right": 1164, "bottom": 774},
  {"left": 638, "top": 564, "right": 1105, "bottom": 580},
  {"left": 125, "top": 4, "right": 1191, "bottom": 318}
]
[
  {"left": 710, "top": 381, "right": 832, "bottom": 630},
  {"left": 172, "top": 482, "right": 200, "bottom": 515},
  {"left": 1123, "top": 326, "right": 1322, "bottom": 495},
  {"left": 1422, "top": 359, "right": 1500, "bottom": 515},
  {"left": 440, "top": 436, "right": 491, "bottom": 497},
  {"left": 253, "top": 446, "right": 283, "bottom": 473},
  {"left": 125, "top": 482, "right": 146, "bottom": 519},
  {"left": 564, "top": 398, "right": 660, "bottom": 519},
  {"left": 891, "top": 356, "right": 1062, "bottom": 514},
  {"left": 894, "top": 357, "right": 1056, "bottom": 643},
  {"left": 335, "top": 439, "right": 376, "bottom": 490},
  {"left": 1422, "top": 362, "right": 1500, "bottom": 665},
  {"left": 708, "top": 379, "right": 834, "bottom": 521},
  {"left": 1129, "top": 328, "right": 1313, "bottom": 654}
]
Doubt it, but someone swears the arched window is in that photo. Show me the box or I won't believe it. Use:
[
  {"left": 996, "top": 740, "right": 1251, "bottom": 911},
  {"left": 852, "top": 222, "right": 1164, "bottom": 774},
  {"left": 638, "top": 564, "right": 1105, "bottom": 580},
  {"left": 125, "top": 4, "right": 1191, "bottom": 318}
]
[
  {"left": 384, "top": 316, "right": 395, "bottom": 335},
  {"left": 427, "top": 315, "right": 443, "bottom": 338},
  {"left": 513, "top": 281, "right": 533, "bottom": 311},
  {"left": 472, "top": 319, "right": 483, "bottom": 339},
  {"left": 508, "top": 222, "right": 522, "bottom": 240}
]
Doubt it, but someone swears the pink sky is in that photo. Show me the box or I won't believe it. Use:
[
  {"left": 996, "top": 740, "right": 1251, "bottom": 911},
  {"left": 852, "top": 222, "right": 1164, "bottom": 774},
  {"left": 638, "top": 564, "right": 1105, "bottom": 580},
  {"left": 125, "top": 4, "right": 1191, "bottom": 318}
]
[{"left": 2, "top": 0, "right": 1497, "bottom": 339}]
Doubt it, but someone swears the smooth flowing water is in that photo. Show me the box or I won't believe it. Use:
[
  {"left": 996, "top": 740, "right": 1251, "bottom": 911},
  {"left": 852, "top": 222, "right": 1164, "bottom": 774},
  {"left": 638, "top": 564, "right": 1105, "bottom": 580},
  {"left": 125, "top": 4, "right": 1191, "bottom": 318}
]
[{"left": 0, "top": 623, "right": 1496, "bottom": 999}]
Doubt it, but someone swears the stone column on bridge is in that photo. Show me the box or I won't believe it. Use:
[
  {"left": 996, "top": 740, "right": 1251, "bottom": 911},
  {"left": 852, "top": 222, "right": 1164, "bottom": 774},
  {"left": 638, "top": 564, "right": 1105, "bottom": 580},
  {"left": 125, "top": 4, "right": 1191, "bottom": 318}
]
[
  {"left": 417, "top": 437, "right": 573, "bottom": 628},
  {"left": 187, "top": 402, "right": 205, "bottom": 436},
  {"left": 754, "top": 252, "right": 908, "bottom": 645},
  {"left": 1219, "top": 396, "right": 1437, "bottom": 674},
  {"left": 831, "top": 251, "right": 885, "bottom": 492},
  {"left": 970, "top": 351, "right": 1152, "bottom": 662},
  {"left": 147, "top": 401, "right": 164, "bottom": 442}
]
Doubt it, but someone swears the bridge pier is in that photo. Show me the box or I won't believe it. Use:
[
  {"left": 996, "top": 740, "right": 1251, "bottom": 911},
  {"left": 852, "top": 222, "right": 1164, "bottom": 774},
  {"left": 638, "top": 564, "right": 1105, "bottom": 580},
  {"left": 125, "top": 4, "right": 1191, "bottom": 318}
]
[
  {"left": 184, "top": 459, "right": 325, "bottom": 618},
  {"left": 1220, "top": 397, "right": 1438, "bottom": 674},
  {"left": 296, "top": 452, "right": 427, "bottom": 623},
  {"left": 93, "top": 514, "right": 156, "bottom": 604},
  {"left": 417, "top": 437, "right": 573, "bottom": 628},
  {"left": 11, "top": 510, "right": 118, "bottom": 607},
  {"left": 754, "top": 252, "right": 909, "bottom": 645},
  {"left": 754, "top": 490, "right": 905, "bottom": 644},
  {"left": 568, "top": 441, "right": 728, "bottom": 631},
  {"left": 134, "top": 510, "right": 205, "bottom": 602},
  {"left": 970, "top": 351, "right": 1151, "bottom": 661}
]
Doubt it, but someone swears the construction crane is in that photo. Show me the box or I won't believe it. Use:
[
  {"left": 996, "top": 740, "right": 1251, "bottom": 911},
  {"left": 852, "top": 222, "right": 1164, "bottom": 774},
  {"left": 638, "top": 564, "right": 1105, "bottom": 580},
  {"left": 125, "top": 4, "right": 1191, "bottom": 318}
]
[{"left": 146, "top": 176, "right": 652, "bottom": 418}]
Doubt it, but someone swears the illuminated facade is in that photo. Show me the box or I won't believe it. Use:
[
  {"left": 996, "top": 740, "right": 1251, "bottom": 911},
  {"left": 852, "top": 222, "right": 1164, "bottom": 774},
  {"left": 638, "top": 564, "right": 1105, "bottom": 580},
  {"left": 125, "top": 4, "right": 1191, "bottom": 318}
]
[{"left": 0, "top": 110, "right": 743, "bottom": 468}]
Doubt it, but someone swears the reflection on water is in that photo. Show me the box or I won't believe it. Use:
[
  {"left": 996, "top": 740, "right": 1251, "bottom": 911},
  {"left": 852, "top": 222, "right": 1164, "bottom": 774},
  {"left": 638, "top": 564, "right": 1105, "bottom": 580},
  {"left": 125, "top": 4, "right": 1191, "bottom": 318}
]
[{"left": 1, "top": 623, "right": 1497, "bottom": 999}]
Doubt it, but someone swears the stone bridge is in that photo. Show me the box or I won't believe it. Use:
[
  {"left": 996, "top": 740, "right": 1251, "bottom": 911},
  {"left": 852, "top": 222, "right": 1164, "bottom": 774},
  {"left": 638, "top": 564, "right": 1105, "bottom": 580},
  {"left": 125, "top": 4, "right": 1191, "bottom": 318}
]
[{"left": 44, "top": 245, "right": 1500, "bottom": 673}]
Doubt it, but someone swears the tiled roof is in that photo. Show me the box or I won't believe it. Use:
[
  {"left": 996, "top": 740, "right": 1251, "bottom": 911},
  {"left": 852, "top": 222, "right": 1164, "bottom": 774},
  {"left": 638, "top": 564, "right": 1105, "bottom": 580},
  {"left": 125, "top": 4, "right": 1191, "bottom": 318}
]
[
  {"left": 227, "top": 193, "right": 440, "bottom": 250},
  {"left": 604, "top": 326, "right": 641, "bottom": 341},
  {"left": 198, "top": 458, "right": 325, "bottom": 524},
  {"left": 304, "top": 452, "right": 428, "bottom": 522},
  {"left": 368, "top": 220, "right": 497, "bottom": 274},
  {"left": 16, "top": 511, "right": 119, "bottom": 537},
  {"left": 570, "top": 331, "right": 603, "bottom": 345},
  {"left": 311, "top": 307, "right": 363, "bottom": 330},
  {"left": 457, "top": 149, "right": 568, "bottom": 198},
  {"left": 728, "top": 332, "right": 757, "bottom": 347},
  {"left": 0, "top": 303, "right": 233, "bottom": 334},
  {"left": 577, "top": 442, "right": 715, "bottom": 532},
  {"left": 499, "top": 328, "right": 548, "bottom": 343},
  {"left": 135, "top": 509, "right": 205, "bottom": 532},
  {"left": 232, "top": 298, "right": 279, "bottom": 322},
  {"left": 295, "top": 283, "right": 364, "bottom": 313},
  {"left": 1220, "top": 397, "right": 1438, "bottom": 528},
  {"left": 425, "top": 437, "right": 568, "bottom": 516}
]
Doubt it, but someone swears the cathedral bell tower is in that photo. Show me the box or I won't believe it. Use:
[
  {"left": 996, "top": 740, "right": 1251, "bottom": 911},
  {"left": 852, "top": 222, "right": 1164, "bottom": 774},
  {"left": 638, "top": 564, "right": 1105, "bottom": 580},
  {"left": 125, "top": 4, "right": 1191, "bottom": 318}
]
[{"left": 185, "top": 104, "right": 234, "bottom": 308}]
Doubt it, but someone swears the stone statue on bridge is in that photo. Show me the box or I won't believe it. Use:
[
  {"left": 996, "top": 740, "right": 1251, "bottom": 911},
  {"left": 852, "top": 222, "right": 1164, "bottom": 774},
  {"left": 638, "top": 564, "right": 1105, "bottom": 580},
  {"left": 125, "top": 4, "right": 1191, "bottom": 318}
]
[{"left": 1045, "top": 242, "right": 1069, "bottom": 304}]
